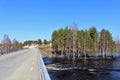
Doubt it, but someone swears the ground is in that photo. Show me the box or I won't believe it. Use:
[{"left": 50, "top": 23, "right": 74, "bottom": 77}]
[{"left": 39, "top": 45, "right": 56, "bottom": 58}]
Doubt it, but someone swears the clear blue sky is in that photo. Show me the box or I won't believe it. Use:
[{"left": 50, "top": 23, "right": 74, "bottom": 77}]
[{"left": 0, "top": 0, "right": 120, "bottom": 42}]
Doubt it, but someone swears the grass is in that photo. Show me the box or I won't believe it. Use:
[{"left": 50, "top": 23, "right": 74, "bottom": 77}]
[{"left": 39, "top": 45, "right": 56, "bottom": 58}]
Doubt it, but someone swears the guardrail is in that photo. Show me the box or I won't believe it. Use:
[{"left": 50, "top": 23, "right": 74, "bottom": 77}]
[
  {"left": 39, "top": 52, "right": 51, "bottom": 80},
  {"left": 0, "top": 49, "right": 22, "bottom": 55}
]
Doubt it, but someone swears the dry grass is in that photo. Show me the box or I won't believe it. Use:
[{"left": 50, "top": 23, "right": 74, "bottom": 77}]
[{"left": 39, "top": 46, "right": 56, "bottom": 58}]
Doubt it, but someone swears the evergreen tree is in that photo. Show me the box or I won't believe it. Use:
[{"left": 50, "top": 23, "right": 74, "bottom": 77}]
[
  {"left": 89, "top": 27, "right": 98, "bottom": 55},
  {"left": 51, "top": 24, "right": 115, "bottom": 59}
]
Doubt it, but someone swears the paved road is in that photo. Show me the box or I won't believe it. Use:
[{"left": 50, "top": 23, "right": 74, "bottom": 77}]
[{"left": 0, "top": 48, "right": 40, "bottom": 80}]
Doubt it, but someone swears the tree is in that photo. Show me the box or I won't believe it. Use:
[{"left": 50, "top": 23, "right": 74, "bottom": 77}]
[
  {"left": 100, "top": 29, "right": 106, "bottom": 58},
  {"left": 13, "top": 38, "right": 21, "bottom": 50},
  {"left": 105, "top": 30, "right": 114, "bottom": 55},
  {"left": 38, "top": 39, "right": 42, "bottom": 45},
  {"left": 44, "top": 39, "right": 48, "bottom": 45},
  {"left": 114, "top": 36, "right": 119, "bottom": 54},
  {"left": 71, "top": 24, "right": 78, "bottom": 60},
  {"left": 2, "top": 34, "right": 11, "bottom": 53},
  {"left": 77, "top": 30, "right": 84, "bottom": 57},
  {"left": 83, "top": 29, "right": 89, "bottom": 59},
  {"left": 23, "top": 40, "right": 37, "bottom": 46},
  {"left": 100, "top": 29, "right": 114, "bottom": 58},
  {"left": 51, "top": 24, "right": 115, "bottom": 59},
  {"left": 13, "top": 38, "right": 18, "bottom": 50},
  {"left": 89, "top": 27, "right": 98, "bottom": 55},
  {"left": 65, "top": 27, "right": 72, "bottom": 59},
  {"left": 52, "top": 30, "right": 59, "bottom": 52}
]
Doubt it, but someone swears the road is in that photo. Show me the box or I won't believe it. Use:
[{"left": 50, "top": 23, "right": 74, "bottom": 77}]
[{"left": 0, "top": 48, "right": 40, "bottom": 80}]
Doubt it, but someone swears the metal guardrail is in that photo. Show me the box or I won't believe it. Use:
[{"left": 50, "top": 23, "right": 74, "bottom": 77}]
[{"left": 39, "top": 52, "right": 51, "bottom": 80}]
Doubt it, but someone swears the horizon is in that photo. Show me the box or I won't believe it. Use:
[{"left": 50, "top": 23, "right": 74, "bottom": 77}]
[{"left": 0, "top": 0, "right": 120, "bottom": 42}]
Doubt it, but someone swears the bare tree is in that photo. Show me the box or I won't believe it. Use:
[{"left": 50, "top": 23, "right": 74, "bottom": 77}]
[
  {"left": 83, "top": 30, "right": 88, "bottom": 59},
  {"left": 13, "top": 38, "right": 20, "bottom": 50},
  {"left": 71, "top": 24, "right": 78, "bottom": 61},
  {"left": 2, "top": 34, "right": 11, "bottom": 53},
  {"left": 114, "top": 36, "right": 120, "bottom": 54},
  {"left": 100, "top": 29, "right": 106, "bottom": 58}
]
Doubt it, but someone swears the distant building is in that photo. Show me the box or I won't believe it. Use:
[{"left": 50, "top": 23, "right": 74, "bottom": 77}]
[
  {"left": 49, "top": 43, "right": 52, "bottom": 47},
  {"left": 23, "top": 43, "right": 38, "bottom": 49},
  {"left": 23, "top": 45, "right": 29, "bottom": 48}
]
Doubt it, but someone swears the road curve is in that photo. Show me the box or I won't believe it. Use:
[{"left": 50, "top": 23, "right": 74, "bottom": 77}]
[{"left": 0, "top": 48, "right": 40, "bottom": 80}]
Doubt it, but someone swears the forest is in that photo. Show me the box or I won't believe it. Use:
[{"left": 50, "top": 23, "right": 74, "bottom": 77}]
[{"left": 52, "top": 24, "right": 120, "bottom": 60}]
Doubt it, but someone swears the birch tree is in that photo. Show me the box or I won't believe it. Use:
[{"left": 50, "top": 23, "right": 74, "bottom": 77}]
[{"left": 2, "top": 34, "right": 11, "bottom": 53}]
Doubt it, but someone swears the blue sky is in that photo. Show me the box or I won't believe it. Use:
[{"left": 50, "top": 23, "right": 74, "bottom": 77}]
[{"left": 0, "top": 0, "right": 120, "bottom": 42}]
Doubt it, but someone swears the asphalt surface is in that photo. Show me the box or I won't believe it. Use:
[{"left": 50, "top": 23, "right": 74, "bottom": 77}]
[{"left": 0, "top": 48, "right": 40, "bottom": 80}]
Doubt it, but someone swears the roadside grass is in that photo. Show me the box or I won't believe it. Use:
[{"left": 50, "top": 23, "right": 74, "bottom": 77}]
[{"left": 38, "top": 46, "right": 56, "bottom": 58}]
